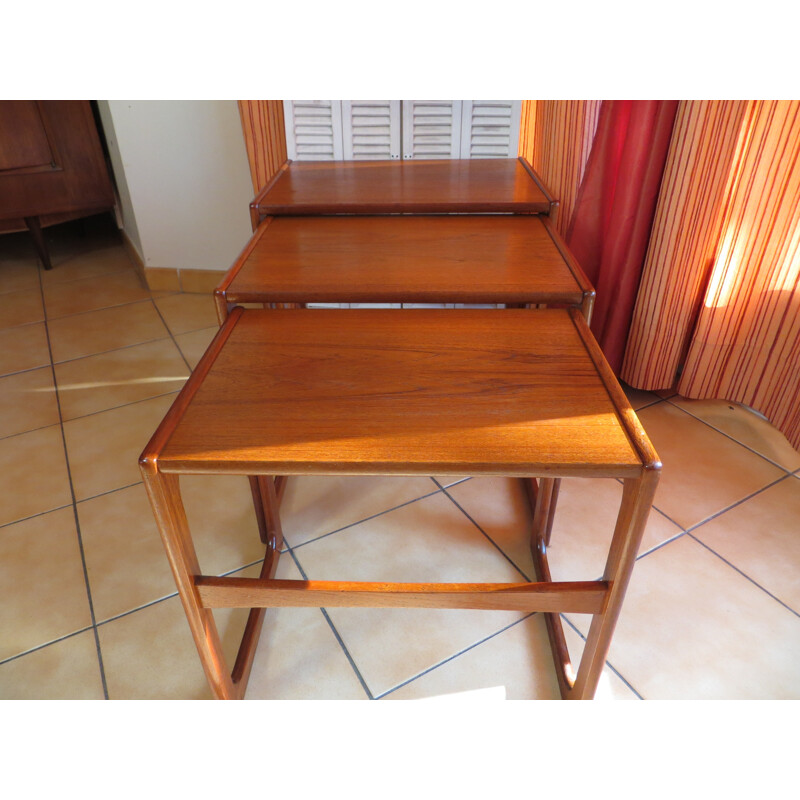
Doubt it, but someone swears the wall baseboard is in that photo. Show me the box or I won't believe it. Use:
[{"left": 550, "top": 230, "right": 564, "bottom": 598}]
[
  {"left": 143, "top": 266, "right": 226, "bottom": 294},
  {"left": 180, "top": 268, "right": 226, "bottom": 293},
  {"left": 121, "top": 229, "right": 146, "bottom": 280}
]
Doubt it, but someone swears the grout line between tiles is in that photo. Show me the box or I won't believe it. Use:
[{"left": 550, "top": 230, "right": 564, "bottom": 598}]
[
  {"left": 686, "top": 532, "right": 800, "bottom": 619},
  {"left": 36, "top": 267, "right": 109, "bottom": 699},
  {"left": 0, "top": 318, "right": 48, "bottom": 337},
  {"left": 43, "top": 294, "right": 159, "bottom": 325},
  {"left": 683, "top": 473, "right": 793, "bottom": 536},
  {"left": 50, "top": 330, "right": 174, "bottom": 367},
  {"left": 41, "top": 265, "right": 135, "bottom": 290},
  {"left": 0, "top": 625, "right": 96, "bottom": 667},
  {"left": 374, "top": 613, "right": 537, "bottom": 699},
  {"left": 75, "top": 479, "right": 145, "bottom": 505},
  {"left": 92, "top": 556, "right": 269, "bottom": 629},
  {"left": 631, "top": 396, "right": 665, "bottom": 413},
  {"left": 0, "top": 362, "right": 53, "bottom": 382},
  {"left": 0, "top": 502, "right": 74, "bottom": 531},
  {"left": 438, "top": 486, "right": 531, "bottom": 582},
  {"left": 0, "top": 420, "right": 64, "bottom": 446},
  {"left": 646, "top": 504, "right": 687, "bottom": 535},
  {"left": 634, "top": 530, "right": 688, "bottom": 561},
  {"left": 149, "top": 298, "right": 210, "bottom": 372},
  {"left": 288, "top": 486, "right": 446, "bottom": 551},
  {"left": 59, "top": 389, "right": 182, "bottom": 426},
  {"left": 430, "top": 476, "right": 472, "bottom": 490},
  {"left": 287, "top": 548, "right": 374, "bottom": 700},
  {"left": 663, "top": 397, "right": 796, "bottom": 474}
]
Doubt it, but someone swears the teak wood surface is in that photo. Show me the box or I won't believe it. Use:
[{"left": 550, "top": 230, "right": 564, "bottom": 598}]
[
  {"left": 152, "top": 309, "right": 647, "bottom": 478},
  {"left": 139, "top": 308, "right": 660, "bottom": 700},
  {"left": 249, "top": 157, "right": 554, "bottom": 222},
  {"left": 215, "top": 214, "right": 594, "bottom": 319}
]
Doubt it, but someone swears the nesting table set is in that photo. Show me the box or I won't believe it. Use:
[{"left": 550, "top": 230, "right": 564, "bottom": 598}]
[{"left": 140, "top": 157, "right": 661, "bottom": 700}]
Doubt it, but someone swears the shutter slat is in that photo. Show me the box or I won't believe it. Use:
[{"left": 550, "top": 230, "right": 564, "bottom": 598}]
[
  {"left": 403, "top": 100, "right": 462, "bottom": 159},
  {"left": 343, "top": 101, "right": 400, "bottom": 159},
  {"left": 460, "top": 101, "right": 522, "bottom": 158},
  {"left": 283, "top": 100, "right": 343, "bottom": 160}
]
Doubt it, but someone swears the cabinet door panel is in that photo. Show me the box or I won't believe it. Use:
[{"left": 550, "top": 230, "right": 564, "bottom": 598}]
[
  {"left": 0, "top": 101, "right": 57, "bottom": 173},
  {"left": 0, "top": 100, "right": 114, "bottom": 220}
]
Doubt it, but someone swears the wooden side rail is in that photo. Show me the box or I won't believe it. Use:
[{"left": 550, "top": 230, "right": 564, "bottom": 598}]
[
  {"left": 195, "top": 576, "right": 608, "bottom": 615},
  {"left": 230, "top": 528, "right": 281, "bottom": 688}
]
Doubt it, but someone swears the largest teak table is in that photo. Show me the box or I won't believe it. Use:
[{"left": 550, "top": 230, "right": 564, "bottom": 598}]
[{"left": 140, "top": 307, "right": 660, "bottom": 700}]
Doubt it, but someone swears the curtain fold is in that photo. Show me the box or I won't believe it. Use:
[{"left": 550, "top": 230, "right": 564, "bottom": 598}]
[
  {"left": 621, "top": 100, "right": 800, "bottom": 450},
  {"left": 565, "top": 100, "right": 679, "bottom": 372},
  {"left": 518, "top": 100, "right": 602, "bottom": 237},
  {"left": 677, "top": 101, "right": 800, "bottom": 449},
  {"left": 237, "top": 100, "right": 287, "bottom": 195},
  {"left": 621, "top": 101, "right": 750, "bottom": 387}
]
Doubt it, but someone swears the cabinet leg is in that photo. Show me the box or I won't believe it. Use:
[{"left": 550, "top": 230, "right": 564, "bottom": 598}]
[{"left": 24, "top": 216, "right": 53, "bottom": 271}]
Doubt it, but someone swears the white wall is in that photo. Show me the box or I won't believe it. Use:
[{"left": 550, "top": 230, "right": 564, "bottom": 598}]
[
  {"left": 95, "top": 101, "right": 143, "bottom": 256},
  {"left": 100, "top": 101, "right": 254, "bottom": 271}
]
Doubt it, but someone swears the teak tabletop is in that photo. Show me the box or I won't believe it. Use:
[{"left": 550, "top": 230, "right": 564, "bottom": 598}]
[
  {"left": 154, "top": 309, "right": 641, "bottom": 476},
  {"left": 140, "top": 308, "right": 660, "bottom": 700},
  {"left": 215, "top": 215, "right": 594, "bottom": 321},
  {"left": 250, "top": 157, "right": 554, "bottom": 224}
]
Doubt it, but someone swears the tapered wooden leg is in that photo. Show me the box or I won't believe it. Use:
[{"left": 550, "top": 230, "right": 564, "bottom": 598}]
[
  {"left": 521, "top": 477, "right": 561, "bottom": 546},
  {"left": 545, "top": 479, "right": 560, "bottom": 547},
  {"left": 250, "top": 475, "right": 288, "bottom": 544},
  {"left": 231, "top": 474, "right": 282, "bottom": 689},
  {"left": 532, "top": 469, "right": 659, "bottom": 699},
  {"left": 522, "top": 476, "right": 538, "bottom": 510},
  {"left": 569, "top": 471, "right": 658, "bottom": 698},
  {"left": 249, "top": 476, "right": 270, "bottom": 544},
  {"left": 25, "top": 216, "right": 53, "bottom": 270},
  {"left": 141, "top": 470, "right": 239, "bottom": 699},
  {"left": 142, "top": 469, "right": 283, "bottom": 699}
]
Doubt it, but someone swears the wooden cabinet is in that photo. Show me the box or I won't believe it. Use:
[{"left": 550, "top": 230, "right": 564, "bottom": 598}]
[{"left": 0, "top": 100, "right": 115, "bottom": 268}]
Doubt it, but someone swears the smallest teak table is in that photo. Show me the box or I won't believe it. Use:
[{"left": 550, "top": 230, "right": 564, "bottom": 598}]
[
  {"left": 140, "top": 308, "right": 660, "bottom": 700},
  {"left": 249, "top": 157, "right": 556, "bottom": 227}
]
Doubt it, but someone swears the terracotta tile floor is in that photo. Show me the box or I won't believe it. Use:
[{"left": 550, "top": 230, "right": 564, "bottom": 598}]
[{"left": 1, "top": 218, "right": 799, "bottom": 700}]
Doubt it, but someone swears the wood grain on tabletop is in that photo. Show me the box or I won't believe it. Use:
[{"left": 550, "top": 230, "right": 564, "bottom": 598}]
[
  {"left": 251, "top": 157, "right": 551, "bottom": 216},
  {"left": 147, "top": 309, "right": 650, "bottom": 478},
  {"left": 220, "top": 214, "right": 589, "bottom": 306}
]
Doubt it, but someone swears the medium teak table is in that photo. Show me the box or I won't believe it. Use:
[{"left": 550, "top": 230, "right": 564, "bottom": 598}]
[{"left": 215, "top": 214, "right": 593, "bottom": 322}]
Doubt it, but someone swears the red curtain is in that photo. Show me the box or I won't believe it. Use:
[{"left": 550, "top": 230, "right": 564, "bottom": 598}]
[{"left": 566, "top": 100, "right": 679, "bottom": 372}]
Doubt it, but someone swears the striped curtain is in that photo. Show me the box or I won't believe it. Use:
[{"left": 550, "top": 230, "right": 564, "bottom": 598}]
[
  {"left": 237, "top": 100, "right": 287, "bottom": 194},
  {"left": 621, "top": 100, "right": 800, "bottom": 449},
  {"left": 518, "top": 100, "right": 602, "bottom": 236}
]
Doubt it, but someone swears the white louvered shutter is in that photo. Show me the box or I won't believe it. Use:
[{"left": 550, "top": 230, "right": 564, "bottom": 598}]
[
  {"left": 342, "top": 101, "right": 401, "bottom": 160},
  {"left": 460, "top": 101, "right": 522, "bottom": 158},
  {"left": 401, "top": 101, "right": 463, "bottom": 159},
  {"left": 283, "top": 100, "right": 344, "bottom": 160}
]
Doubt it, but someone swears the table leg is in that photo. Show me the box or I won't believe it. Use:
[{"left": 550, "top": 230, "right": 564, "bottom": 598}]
[
  {"left": 532, "top": 469, "right": 658, "bottom": 699},
  {"left": 142, "top": 469, "right": 282, "bottom": 699},
  {"left": 523, "top": 477, "right": 560, "bottom": 547},
  {"left": 141, "top": 470, "right": 238, "bottom": 698},
  {"left": 249, "top": 477, "right": 270, "bottom": 544}
]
